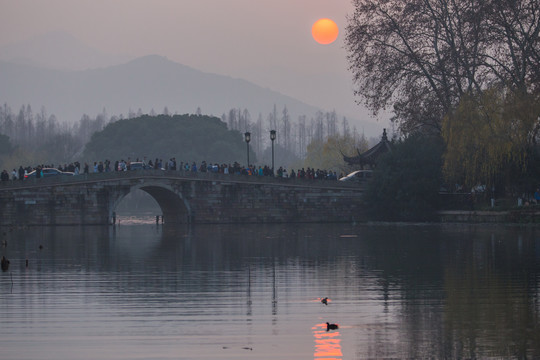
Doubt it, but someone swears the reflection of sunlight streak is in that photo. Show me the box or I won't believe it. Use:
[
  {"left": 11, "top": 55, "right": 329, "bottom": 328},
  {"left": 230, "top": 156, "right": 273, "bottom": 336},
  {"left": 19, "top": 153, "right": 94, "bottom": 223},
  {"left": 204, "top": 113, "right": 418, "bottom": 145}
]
[{"left": 312, "top": 323, "right": 342, "bottom": 359}]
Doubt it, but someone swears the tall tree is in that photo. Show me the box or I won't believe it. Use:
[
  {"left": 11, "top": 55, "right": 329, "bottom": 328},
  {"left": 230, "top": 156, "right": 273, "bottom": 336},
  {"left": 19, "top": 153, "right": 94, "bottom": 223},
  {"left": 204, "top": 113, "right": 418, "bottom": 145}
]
[
  {"left": 345, "top": 0, "right": 540, "bottom": 134},
  {"left": 326, "top": 110, "right": 337, "bottom": 138},
  {"left": 269, "top": 104, "right": 278, "bottom": 135},
  {"left": 297, "top": 115, "right": 307, "bottom": 158},
  {"left": 313, "top": 111, "right": 324, "bottom": 142},
  {"left": 254, "top": 113, "right": 264, "bottom": 157},
  {"left": 442, "top": 87, "right": 540, "bottom": 190},
  {"left": 0, "top": 133, "right": 14, "bottom": 155},
  {"left": 365, "top": 133, "right": 444, "bottom": 221},
  {"left": 228, "top": 108, "right": 237, "bottom": 130},
  {"left": 342, "top": 116, "right": 351, "bottom": 138},
  {"left": 304, "top": 133, "right": 368, "bottom": 173},
  {"left": 35, "top": 107, "right": 48, "bottom": 146},
  {"left": 280, "top": 106, "right": 291, "bottom": 152},
  {"left": 241, "top": 108, "right": 251, "bottom": 132}
]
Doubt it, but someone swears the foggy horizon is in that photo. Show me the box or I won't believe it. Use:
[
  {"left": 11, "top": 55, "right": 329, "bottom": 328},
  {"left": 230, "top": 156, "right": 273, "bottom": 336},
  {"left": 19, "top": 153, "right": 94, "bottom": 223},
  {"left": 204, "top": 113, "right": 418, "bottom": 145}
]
[{"left": 0, "top": 0, "right": 390, "bottom": 131}]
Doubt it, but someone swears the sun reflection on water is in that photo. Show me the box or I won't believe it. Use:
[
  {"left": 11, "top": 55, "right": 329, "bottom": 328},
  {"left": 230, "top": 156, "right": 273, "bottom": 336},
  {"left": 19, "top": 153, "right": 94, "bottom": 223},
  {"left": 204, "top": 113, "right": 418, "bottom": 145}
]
[{"left": 312, "top": 322, "right": 342, "bottom": 359}]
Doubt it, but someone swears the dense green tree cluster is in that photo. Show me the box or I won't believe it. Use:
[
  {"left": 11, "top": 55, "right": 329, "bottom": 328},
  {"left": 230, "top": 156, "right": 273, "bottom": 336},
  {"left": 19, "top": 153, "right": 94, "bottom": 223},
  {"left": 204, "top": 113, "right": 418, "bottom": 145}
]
[
  {"left": 364, "top": 134, "right": 444, "bottom": 221},
  {"left": 442, "top": 88, "right": 540, "bottom": 194},
  {"left": 303, "top": 133, "right": 368, "bottom": 174},
  {"left": 346, "top": 0, "right": 540, "bottom": 217},
  {"left": 82, "top": 114, "right": 252, "bottom": 164}
]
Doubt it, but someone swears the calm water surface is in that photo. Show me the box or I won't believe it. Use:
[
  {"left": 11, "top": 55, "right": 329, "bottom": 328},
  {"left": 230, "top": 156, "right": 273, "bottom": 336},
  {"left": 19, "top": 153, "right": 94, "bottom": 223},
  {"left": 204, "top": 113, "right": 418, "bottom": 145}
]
[{"left": 1, "top": 222, "right": 539, "bottom": 359}]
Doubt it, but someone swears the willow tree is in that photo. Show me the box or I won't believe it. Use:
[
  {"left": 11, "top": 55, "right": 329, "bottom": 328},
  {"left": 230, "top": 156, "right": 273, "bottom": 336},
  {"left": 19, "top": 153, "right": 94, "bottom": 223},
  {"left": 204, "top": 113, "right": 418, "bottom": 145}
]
[
  {"left": 345, "top": 0, "right": 540, "bottom": 135},
  {"left": 303, "top": 133, "right": 368, "bottom": 173},
  {"left": 442, "top": 88, "right": 540, "bottom": 190}
]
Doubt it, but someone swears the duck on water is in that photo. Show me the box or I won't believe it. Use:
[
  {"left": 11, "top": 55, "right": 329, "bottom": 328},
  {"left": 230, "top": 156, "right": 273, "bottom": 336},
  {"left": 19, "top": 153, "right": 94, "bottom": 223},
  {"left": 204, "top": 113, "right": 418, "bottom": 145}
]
[
  {"left": 326, "top": 322, "right": 339, "bottom": 331},
  {"left": 1, "top": 256, "right": 9, "bottom": 272}
]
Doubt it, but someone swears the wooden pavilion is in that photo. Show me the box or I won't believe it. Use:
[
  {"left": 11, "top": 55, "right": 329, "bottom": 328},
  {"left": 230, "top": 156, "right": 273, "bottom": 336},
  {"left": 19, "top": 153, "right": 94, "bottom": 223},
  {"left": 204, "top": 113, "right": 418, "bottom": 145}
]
[{"left": 343, "top": 129, "right": 393, "bottom": 168}]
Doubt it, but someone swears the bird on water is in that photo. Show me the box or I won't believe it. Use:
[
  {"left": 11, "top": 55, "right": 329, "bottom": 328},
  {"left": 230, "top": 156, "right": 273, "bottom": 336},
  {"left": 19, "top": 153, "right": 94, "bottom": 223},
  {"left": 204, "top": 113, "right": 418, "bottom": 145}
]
[
  {"left": 1, "top": 256, "right": 9, "bottom": 272},
  {"left": 326, "top": 322, "right": 339, "bottom": 331},
  {"left": 321, "top": 297, "right": 328, "bottom": 305}
]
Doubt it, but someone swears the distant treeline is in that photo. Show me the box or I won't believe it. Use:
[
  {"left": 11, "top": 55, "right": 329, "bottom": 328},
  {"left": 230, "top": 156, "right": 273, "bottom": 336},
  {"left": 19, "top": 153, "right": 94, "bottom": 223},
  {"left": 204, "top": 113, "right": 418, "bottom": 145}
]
[
  {"left": 0, "top": 103, "right": 369, "bottom": 172},
  {"left": 220, "top": 105, "right": 362, "bottom": 160},
  {"left": 0, "top": 103, "right": 109, "bottom": 165}
]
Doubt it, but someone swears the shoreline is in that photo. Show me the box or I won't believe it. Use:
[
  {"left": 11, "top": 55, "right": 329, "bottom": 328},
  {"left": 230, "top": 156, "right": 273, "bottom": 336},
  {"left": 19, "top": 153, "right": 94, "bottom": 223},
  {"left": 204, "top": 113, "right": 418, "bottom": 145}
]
[{"left": 438, "top": 209, "right": 540, "bottom": 224}]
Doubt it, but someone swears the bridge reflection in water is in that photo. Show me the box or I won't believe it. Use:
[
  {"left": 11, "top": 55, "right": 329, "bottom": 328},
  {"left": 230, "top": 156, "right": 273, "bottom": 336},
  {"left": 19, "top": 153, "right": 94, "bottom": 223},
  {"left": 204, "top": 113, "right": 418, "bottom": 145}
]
[{"left": 312, "top": 322, "right": 343, "bottom": 359}]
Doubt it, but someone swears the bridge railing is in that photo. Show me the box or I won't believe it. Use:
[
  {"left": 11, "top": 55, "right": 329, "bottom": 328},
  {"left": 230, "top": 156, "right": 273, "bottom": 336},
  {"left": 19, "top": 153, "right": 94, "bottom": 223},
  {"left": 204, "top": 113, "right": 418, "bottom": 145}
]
[{"left": 0, "top": 169, "right": 364, "bottom": 190}]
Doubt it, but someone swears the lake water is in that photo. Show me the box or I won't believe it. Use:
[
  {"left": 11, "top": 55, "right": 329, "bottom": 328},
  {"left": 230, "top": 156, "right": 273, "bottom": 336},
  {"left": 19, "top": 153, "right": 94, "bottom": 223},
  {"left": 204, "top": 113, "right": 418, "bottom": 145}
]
[{"left": 1, "top": 222, "right": 539, "bottom": 359}]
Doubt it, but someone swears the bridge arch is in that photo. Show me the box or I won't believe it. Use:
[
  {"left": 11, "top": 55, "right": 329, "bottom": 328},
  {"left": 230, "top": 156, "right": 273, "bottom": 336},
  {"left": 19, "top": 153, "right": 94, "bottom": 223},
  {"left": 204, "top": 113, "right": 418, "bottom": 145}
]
[
  {"left": 111, "top": 182, "right": 191, "bottom": 223},
  {"left": 0, "top": 172, "right": 366, "bottom": 225}
]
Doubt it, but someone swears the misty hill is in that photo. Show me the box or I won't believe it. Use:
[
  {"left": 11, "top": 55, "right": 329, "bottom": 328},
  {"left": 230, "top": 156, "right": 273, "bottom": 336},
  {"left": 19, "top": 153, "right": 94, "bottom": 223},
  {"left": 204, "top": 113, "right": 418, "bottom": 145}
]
[{"left": 0, "top": 55, "right": 378, "bottom": 131}]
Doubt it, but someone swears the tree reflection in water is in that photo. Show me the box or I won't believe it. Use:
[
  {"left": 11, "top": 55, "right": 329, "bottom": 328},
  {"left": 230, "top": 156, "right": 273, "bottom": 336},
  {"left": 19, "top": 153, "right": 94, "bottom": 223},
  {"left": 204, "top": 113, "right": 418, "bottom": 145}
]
[{"left": 2, "top": 223, "right": 540, "bottom": 359}]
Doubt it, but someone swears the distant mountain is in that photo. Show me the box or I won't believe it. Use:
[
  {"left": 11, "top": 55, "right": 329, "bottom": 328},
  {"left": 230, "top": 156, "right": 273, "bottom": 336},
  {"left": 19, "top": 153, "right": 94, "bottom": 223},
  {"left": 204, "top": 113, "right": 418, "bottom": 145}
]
[
  {"left": 0, "top": 55, "right": 316, "bottom": 121},
  {"left": 0, "top": 31, "right": 385, "bottom": 137},
  {"left": 0, "top": 55, "right": 384, "bottom": 137},
  {"left": 0, "top": 55, "right": 361, "bottom": 126}
]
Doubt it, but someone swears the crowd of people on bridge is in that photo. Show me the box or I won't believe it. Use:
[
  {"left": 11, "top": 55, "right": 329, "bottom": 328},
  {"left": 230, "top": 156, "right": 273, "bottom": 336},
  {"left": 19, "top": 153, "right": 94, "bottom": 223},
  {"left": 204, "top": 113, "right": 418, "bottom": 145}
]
[{"left": 1, "top": 156, "right": 343, "bottom": 183}]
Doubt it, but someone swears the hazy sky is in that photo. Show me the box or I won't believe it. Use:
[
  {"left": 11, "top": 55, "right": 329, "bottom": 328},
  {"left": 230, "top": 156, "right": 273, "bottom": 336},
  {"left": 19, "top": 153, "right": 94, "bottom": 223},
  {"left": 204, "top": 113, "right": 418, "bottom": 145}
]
[{"left": 0, "top": 0, "right": 388, "bottom": 129}]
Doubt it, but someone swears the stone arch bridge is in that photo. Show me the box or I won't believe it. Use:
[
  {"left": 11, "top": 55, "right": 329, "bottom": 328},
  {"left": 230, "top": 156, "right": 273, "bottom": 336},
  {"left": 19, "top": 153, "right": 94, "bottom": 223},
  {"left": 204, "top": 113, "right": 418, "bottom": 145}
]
[{"left": 0, "top": 170, "right": 366, "bottom": 226}]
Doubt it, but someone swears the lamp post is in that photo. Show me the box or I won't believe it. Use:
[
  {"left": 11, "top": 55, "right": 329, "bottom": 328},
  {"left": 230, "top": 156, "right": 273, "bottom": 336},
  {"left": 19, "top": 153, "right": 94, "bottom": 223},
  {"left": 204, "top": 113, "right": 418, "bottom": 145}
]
[
  {"left": 270, "top": 130, "right": 276, "bottom": 175},
  {"left": 244, "top": 132, "right": 251, "bottom": 167}
]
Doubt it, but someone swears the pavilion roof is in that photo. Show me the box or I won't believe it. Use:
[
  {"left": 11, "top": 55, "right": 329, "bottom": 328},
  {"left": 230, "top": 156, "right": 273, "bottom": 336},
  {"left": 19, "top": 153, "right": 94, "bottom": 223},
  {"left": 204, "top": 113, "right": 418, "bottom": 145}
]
[{"left": 343, "top": 129, "right": 393, "bottom": 167}]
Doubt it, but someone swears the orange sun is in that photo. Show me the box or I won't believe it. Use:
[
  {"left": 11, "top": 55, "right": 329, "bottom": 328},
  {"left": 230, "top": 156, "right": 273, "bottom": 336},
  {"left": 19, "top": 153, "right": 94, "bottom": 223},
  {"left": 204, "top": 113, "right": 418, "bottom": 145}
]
[{"left": 312, "top": 18, "right": 339, "bottom": 45}]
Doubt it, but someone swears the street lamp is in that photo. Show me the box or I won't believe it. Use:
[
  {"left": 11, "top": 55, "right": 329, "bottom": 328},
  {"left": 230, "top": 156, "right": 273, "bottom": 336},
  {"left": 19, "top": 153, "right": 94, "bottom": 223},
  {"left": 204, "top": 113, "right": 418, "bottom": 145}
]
[
  {"left": 244, "top": 131, "right": 251, "bottom": 167},
  {"left": 270, "top": 130, "right": 276, "bottom": 175}
]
